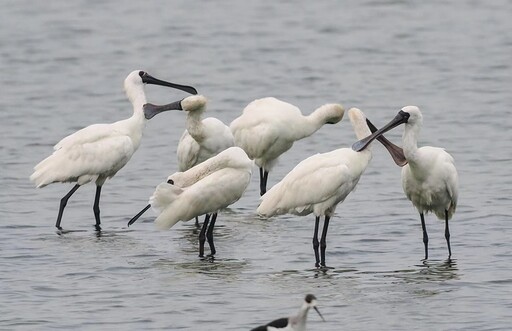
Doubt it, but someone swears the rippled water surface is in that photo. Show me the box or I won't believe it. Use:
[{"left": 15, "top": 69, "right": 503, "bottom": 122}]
[{"left": 1, "top": 1, "right": 511, "bottom": 330}]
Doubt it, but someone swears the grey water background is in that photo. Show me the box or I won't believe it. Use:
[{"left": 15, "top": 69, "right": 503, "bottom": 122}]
[{"left": 1, "top": 0, "right": 511, "bottom": 330}]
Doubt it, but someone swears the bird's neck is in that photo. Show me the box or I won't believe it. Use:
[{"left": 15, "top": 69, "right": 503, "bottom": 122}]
[
  {"left": 402, "top": 124, "right": 419, "bottom": 161},
  {"left": 297, "top": 112, "right": 326, "bottom": 139},
  {"left": 186, "top": 109, "right": 206, "bottom": 142},
  {"left": 350, "top": 113, "right": 372, "bottom": 140},
  {"left": 291, "top": 305, "right": 310, "bottom": 331},
  {"left": 122, "top": 91, "right": 148, "bottom": 148},
  {"left": 127, "top": 85, "right": 148, "bottom": 115}
]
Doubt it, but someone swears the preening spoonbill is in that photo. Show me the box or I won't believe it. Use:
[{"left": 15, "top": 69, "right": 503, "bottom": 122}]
[
  {"left": 250, "top": 294, "right": 325, "bottom": 331},
  {"left": 176, "top": 96, "right": 234, "bottom": 226},
  {"left": 175, "top": 95, "right": 235, "bottom": 171},
  {"left": 230, "top": 97, "right": 345, "bottom": 196},
  {"left": 353, "top": 106, "right": 458, "bottom": 260},
  {"left": 30, "top": 70, "right": 196, "bottom": 231},
  {"left": 128, "top": 147, "right": 253, "bottom": 257},
  {"left": 144, "top": 95, "right": 236, "bottom": 226},
  {"left": 257, "top": 108, "right": 403, "bottom": 268}
]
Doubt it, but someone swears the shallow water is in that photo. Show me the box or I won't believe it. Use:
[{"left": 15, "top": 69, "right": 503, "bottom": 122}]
[{"left": 1, "top": 1, "right": 511, "bottom": 330}]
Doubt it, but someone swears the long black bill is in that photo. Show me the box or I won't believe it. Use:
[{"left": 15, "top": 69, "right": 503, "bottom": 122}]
[
  {"left": 141, "top": 73, "right": 198, "bottom": 95},
  {"left": 314, "top": 307, "right": 326, "bottom": 322},
  {"left": 144, "top": 100, "right": 183, "bottom": 120},
  {"left": 352, "top": 110, "right": 410, "bottom": 152},
  {"left": 127, "top": 204, "right": 151, "bottom": 227},
  {"left": 366, "top": 119, "right": 408, "bottom": 167}
]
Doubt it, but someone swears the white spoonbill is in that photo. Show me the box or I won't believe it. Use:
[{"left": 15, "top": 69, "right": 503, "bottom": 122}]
[
  {"left": 230, "top": 97, "right": 345, "bottom": 196},
  {"left": 175, "top": 95, "right": 234, "bottom": 227},
  {"left": 30, "top": 70, "right": 196, "bottom": 231},
  {"left": 257, "top": 108, "right": 404, "bottom": 268},
  {"left": 250, "top": 294, "right": 325, "bottom": 331},
  {"left": 144, "top": 95, "right": 235, "bottom": 226},
  {"left": 353, "top": 106, "right": 458, "bottom": 260},
  {"left": 175, "top": 95, "right": 234, "bottom": 171},
  {"left": 128, "top": 146, "right": 253, "bottom": 257}
]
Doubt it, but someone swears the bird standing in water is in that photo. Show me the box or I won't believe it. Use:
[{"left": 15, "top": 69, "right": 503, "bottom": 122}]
[
  {"left": 258, "top": 108, "right": 405, "bottom": 268},
  {"left": 250, "top": 294, "right": 325, "bottom": 331},
  {"left": 128, "top": 146, "right": 253, "bottom": 258},
  {"left": 30, "top": 70, "right": 196, "bottom": 232},
  {"left": 353, "top": 106, "right": 458, "bottom": 260}
]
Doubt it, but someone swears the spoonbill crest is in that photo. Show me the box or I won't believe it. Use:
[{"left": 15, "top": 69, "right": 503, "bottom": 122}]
[
  {"left": 30, "top": 70, "right": 196, "bottom": 231},
  {"left": 257, "top": 108, "right": 403, "bottom": 268},
  {"left": 250, "top": 294, "right": 325, "bottom": 331},
  {"left": 353, "top": 106, "right": 458, "bottom": 260},
  {"left": 230, "top": 97, "right": 345, "bottom": 195},
  {"left": 128, "top": 147, "right": 253, "bottom": 257}
]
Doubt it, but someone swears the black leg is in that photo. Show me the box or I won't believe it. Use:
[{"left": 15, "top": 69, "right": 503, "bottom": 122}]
[
  {"left": 206, "top": 213, "right": 218, "bottom": 256},
  {"left": 93, "top": 185, "right": 102, "bottom": 231},
  {"left": 194, "top": 216, "right": 200, "bottom": 228},
  {"left": 420, "top": 212, "right": 429, "bottom": 260},
  {"left": 445, "top": 210, "right": 452, "bottom": 258},
  {"left": 313, "top": 216, "right": 320, "bottom": 268},
  {"left": 198, "top": 214, "right": 211, "bottom": 257},
  {"left": 259, "top": 168, "right": 269, "bottom": 196},
  {"left": 56, "top": 184, "right": 80, "bottom": 230},
  {"left": 320, "top": 216, "right": 330, "bottom": 267}
]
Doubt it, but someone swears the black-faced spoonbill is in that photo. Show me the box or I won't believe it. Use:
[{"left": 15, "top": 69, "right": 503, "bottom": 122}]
[
  {"left": 353, "top": 106, "right": 459, "bottom": 260},
  {"left": 127, "top": 146, "right": 253, "bottom": 257},
  {"left": 250, "top": 294, "right": 325, "bottom": 331},
  {"left": 176, "top": 95, "right": 234, "bottom": 226},
  {"left": 230, "top": 97, "right": 345, "bottom": 196},
  {"left": 257, "top": 108, "right": 404, "bottom": 268},
  {"left": 144, "top": 95, "right": 236, "bottom": 226},
  {"left": 175, "top": 95, "right": 235, "bottom": 171},
  {"left": 30, "top": 70, "right": 196, "bottom": 232}
]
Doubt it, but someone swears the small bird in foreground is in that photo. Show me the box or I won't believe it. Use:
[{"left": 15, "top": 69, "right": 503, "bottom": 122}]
[{"left": 250, "top": 294, "right": 325, "bottom": 331}]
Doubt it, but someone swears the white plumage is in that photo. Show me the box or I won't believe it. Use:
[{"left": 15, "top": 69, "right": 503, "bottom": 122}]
[
  {"left": 176, "top": 95, "right": 234, "bottom": 172},
  {"left": 257, "top": 108, "right": 373, "bottom": 268},
  {"left": 230, "top": 97, "right": 345, "bottom": 195},
  {"left": 400, "top": 106, "right": 458, "bottom": 259},
  {"left": 353, "top": 105, "right": 459, "bottom": 260},
  {"left": 128, "top": 147, "right": 253, "bottom": 257},
  {"left": 30, "top": 70, "right": 195, "bottom": 230},
  {"left": 153, "top": 147, "right": 252, "bottom": 229}
]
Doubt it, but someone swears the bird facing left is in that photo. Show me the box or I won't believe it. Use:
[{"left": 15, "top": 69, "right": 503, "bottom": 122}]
[{"left": 30, "top": 70, "right": 197, "bottom": 232}]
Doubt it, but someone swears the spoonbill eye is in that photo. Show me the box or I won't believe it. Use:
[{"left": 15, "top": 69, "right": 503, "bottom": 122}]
[
  {"left": 138, "top": 71, "right": 145, "bottom": 77},
  {"left": 167, "top": 179, "right": 174, "bottom": 184}
]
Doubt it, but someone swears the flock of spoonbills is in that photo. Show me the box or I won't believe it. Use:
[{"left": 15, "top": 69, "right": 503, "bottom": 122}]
[{"left": 30, "top": 70, "right": 459, "bottom": 265}]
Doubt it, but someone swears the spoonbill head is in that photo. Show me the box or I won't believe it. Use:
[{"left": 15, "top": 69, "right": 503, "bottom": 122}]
[
  {"left": 353, "top": 106, "right": 459, "bottom": 260},
  {"left": 250, "top": 294, "right": 325, "bottom": 331},
  {"left": 174, "top": 95, "right": 235, "bottom": 172},
  {"left": 230, "top": 97, "right": 345, "bottom": 195},
  {"left": 257, "top": 108, "right": 389, "bottom": 268},
  {"left": 128, "top": 147, "right": 252, "bottom": 257},
  {"left": 30, "top": 70, "right": 197, "bottom": 231}
]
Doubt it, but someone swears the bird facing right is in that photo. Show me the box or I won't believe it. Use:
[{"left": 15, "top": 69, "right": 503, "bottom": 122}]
[
  {"left": 250, "top": 294, "right": 324, "bottom": 331},
  {"left": 353, "top": 106, "right": 459, "bottom": 260},
  {"left": 230, "top": 97, "right": 345, "bottom": 196}
]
